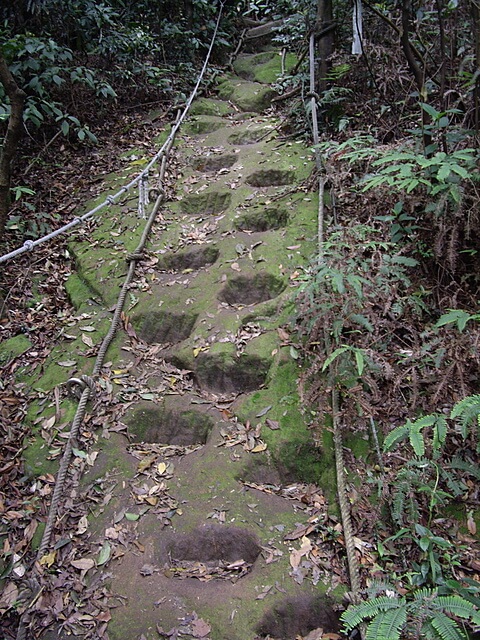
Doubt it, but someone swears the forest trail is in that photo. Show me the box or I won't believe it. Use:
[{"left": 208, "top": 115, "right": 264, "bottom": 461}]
[{"left": 19, "top": 50, "right": 342, "bottom": 640}]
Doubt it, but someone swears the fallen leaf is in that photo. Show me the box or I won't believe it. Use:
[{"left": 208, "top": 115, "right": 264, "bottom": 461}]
[
  {"left": 96, "top": 610, "right": 112, "bottom": 623},
  {"left": 265, "top": 419, "right": 280, "bottom": 430},
  {"left": 157, "top": 462, "right": 167, "bottom": 475},
  {"left": 289, "top": 536, "right": 312, "bottom": 569},
  {"left": 138, "top": 454, "right": 156, "bottom": 473},
  {"left": 251, "top": 442, "right": 267, "bottom": 453},
  {"left": 42, "top": 415, "right": 56, "bottom": 430},
  {"left": 256, "top": 405, "right": 272, "bottom": 417},
  {"left": 77, "top": 515, "right": 89, "bottom": 534},
  {"left": 57, "top": 360, "right": 76, "bottom": 367},
  {"left": 81, "top": 333, "right": 94, "bottom": 347},
  {"left": 39, "top": 550, "right": 56, "bottom": 567},
  {"left": 191, "top": 617, "right": 211, "bottom": 638},
  {"left": 467, "top": 510, "right": 477, "bottom": 535},
  {"left": 0, "top": 582, "right": 18, "bottom": 613},
  {"left": 97, "top": 541, "right": 111, "bottom": 566},
  {"left": 71, "top": 558, "right": 95, "bottom": 571}
]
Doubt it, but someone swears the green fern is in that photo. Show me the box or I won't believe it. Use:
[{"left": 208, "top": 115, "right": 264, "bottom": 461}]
[
  {"left": 427, "top": 614, "right": 465, "bottom": 640},
  {"left": 432, "top": 595, "right": 480, "bottom": 623},
  {"left": 365, "top": 607, "right": 407, "bottom": 640},
  {"left": 449, "top": 456, "right": 480, "bottom": 480},
  {"left": 341, "top": 595, "right": 404, "bottom": 630},
  {"left": 384, "top": 414, "right": 448, "bottom": 457},
  {"left": 450, "top": 395, "right": 480, "bottom": 448},
  {"left": 342, "top": 588, "right": 480, "bottom": 640}
]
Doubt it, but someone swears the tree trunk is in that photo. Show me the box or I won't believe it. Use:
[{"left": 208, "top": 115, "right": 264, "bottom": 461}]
[
  {"left": 471, "top": 0, "right": 480, "bottom": 133},
  {"left": 399, "top": 0, "right": 432, "bottom": 153},
  {"left": 315, "top": 0, "right": 334, "bottom": 95},
  {"left": 0, "top": 54, "right": 26, "bottom": 241}
]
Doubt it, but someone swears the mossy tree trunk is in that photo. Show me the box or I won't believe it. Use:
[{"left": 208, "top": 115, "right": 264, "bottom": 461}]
[{"left": 0, "top": 53, "right": 26, "bottom": 241}]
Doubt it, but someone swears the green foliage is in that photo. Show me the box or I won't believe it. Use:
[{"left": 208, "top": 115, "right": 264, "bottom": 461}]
[
  {"left": 1, "top": 34, "right": 108, "bottom": 141},
  {"left": 341, "top": 587, "right": 480, "bottom": 640},
  {"left": 361, "top": 148, "right": 478, "bottom": 206},
  {"left": 385, "top": 394, "right": 480, "bottom": 459},
  {"left": 450, "top": 394, "right": 480, "bottom": 445},
  {"left": 384, "top": 414, "right": 447, "bottom": 458},
  {"left": 296, "top": 224, "right": 422, "bottom": 390},
  {"left": 435, "top": 309, "right": 480, "bottom": 333}
]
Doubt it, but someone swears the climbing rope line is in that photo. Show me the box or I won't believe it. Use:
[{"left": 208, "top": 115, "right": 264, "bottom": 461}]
[
  {"left": 307, "top": 26, "right": 364, "bottom": 620},
  {"left": 14, "top": 3, "right": 224, "bottom": 636},
  {"left": 0, "top": 2, "right": 225, "bottom": 266}
]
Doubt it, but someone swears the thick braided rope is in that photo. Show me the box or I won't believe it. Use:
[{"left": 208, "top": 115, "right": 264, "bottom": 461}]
[
  {"left": 332, "top": 386, "right": 362, "bottom": 601},
  {"left": 36, "top": 385, "right": 92, "bottom": 560}
]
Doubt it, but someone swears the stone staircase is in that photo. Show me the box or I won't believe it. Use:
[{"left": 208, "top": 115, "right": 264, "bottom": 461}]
[{"left": 31, "top": 51, "right": 340, "bottom": 640}]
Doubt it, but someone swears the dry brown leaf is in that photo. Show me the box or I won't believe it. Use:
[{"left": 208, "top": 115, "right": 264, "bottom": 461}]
[
  {"left": 71, "top": 558, "right": 95, "bottom": 571},
  {"left": 191, "top": 617, "right": 211, "bottom": 638},
  {"left": 0, "top": 582, "right": 18, "bottom": 613}
]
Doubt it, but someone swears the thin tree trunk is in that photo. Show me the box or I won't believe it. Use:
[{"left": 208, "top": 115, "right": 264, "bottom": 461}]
[
  {"left": 0, "top": 54, "right": 26, "bottom": 240},
  {"left": 399, "top": 0, "right": 432, "bottom": 153},
  {"left": 471, "top": 0, "right": 480, "bottom": 133},
  {"left": 315, "top": 0, "right": 334, "bottom": 95}
]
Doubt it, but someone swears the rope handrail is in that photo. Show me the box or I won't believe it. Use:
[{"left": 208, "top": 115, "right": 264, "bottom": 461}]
[
  {"left": 306, "top": 23, "right": 364, "bottom": 622},
  {"left": 14, "top": 5, "right": 224, "bottom": 637},
  {"left": 0, "top": 1, "right": 224, "bottom": 266}
]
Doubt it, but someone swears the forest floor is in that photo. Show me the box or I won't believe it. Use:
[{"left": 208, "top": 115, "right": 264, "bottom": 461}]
[{"left": 1, "top": 41, "right": 479, "bottom": 640}]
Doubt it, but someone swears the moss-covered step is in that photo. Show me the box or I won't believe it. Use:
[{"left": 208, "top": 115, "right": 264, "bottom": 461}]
[
  {"left": 216, "top": 76, "right": 276, "bottom": 113},
  {"left": 184, "top": 115, "right": 227, "bottom": 135},
  {"left": 126, "top": 397, "right": 214, "bottom": 445},
  {"left": 233, "top": 51, "right": 298, "bottom": 84},
  {"left": 189, "top": 97, "right": 235, "bottom": 117},
  {"left": 0, "top": 334, "right": 32, "bottom": 365}
]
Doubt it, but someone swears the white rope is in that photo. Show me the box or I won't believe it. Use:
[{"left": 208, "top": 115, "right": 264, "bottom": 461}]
[{"left": 0, "top": 1, "right": 225, "bottom": 265}]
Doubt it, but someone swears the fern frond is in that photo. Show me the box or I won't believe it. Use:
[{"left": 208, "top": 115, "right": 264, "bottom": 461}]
[
  {"left": 384, "top": 424, "right": 410, "bottom": 451},
  {"left": 429, "top": 612, "right": 466, "bottom": 640},
  {"left": 433, "top": 595, "right": 480, "bottom": 624},
  {"left": 450, "top": 395, "right": 480, "bottom": 439},
  {"left": 365, "top": 607, "right": 407, "bottom": 640},
  {"left": 439, "top": 467, "right": 467, "bottom": 497},
  {"left": 449, "top": 456, "right": 480, "bottom": 480},
  {"left": 341, "top": 596, "right": 405, "bottom": 631}
]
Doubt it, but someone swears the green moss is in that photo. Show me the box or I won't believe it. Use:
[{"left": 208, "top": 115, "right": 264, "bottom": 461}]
[
  {"left": 0, "top": 334, "right": 32, "bottom": 364},
  {"left": 64, "top": 272, "right": 96, "bottom": 310},
  {"left": 234, "top": 358, "right": 336, "bottom": 494},
  {"left": 190, "top": 98, "right": 233, "bottom": 117},
  {"left": 184, "top": 116, "right": 226, "bottom": 135},
  {"left": 216, "top": 76, "right": 276, "bottom": 113},
  {"left": 344, "top": 432, "right": 371, "bottom": 461},
  {"left": 23, "top": 399, "right": 79, "bottom": 477},
  {"left": 233, "top": 51, "right": 298, "bottom": 84}
]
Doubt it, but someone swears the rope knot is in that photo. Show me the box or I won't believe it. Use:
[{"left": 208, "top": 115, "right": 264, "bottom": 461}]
[
  {"left": 66, "top": 375, "right": 96, "bottom": 399},
  {"left": 106, "top": 195, "right": 115, "bottom": 205},
  {"left": 126, "top": 250, "right": 144, "bottom": 263},
  {"left": 23, "top": 240, "right": 34, "bottom": 251}
]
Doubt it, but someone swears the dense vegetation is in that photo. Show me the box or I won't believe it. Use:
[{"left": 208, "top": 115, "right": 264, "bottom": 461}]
[{"left": 1, "top": 0, "right": 479, "bottom": 639}]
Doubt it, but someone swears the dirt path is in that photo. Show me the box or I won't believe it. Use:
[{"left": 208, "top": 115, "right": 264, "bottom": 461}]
[{"left": 20, "top": 51, "right": 342, "bottom": 640}]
